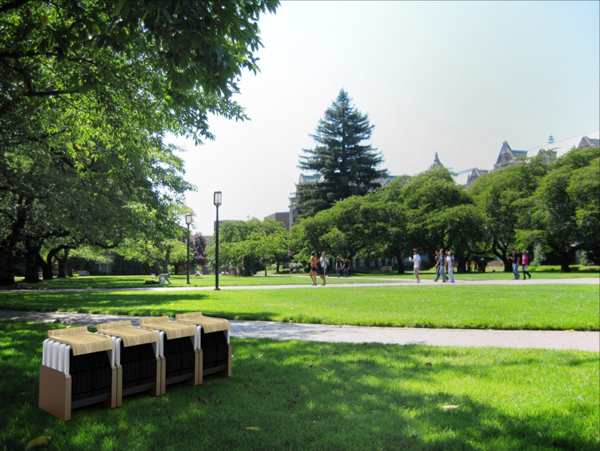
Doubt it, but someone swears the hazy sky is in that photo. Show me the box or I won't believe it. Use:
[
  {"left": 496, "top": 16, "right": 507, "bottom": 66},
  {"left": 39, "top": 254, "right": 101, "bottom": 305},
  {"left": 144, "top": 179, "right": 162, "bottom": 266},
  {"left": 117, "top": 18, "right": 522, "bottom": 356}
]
[{"left": 170, "top": 1, "right": 600, "bottom": 235}]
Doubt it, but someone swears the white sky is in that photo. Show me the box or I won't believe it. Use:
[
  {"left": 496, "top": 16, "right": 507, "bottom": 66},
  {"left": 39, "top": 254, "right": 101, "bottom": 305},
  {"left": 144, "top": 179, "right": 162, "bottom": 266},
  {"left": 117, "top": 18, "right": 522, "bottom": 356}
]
[{"left": 170, "top": 1, "right": 600, "bottom": 235}]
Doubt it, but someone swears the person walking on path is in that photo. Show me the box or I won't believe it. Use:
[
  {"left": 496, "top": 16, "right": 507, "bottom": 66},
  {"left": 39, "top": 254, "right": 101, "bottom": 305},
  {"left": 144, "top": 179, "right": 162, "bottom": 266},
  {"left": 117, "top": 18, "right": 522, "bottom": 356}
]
[
  {"left": 318, "top": 252, "right": 329, "bottom": 285},
  {"left": 336, "top": 257, "right": 343, "bottom": 278},
  {"left": 343, "top": 257, "right": 351, "bottom": 278},
  {"left": 309, "top": 252, "right": 318, "bottom": 286},
  {"left": 409, "top": 248, "right": 421, "bottom": 283},
  {"left": 445, "top": 250, "right": 456, "bottom": 283},
  {"left": 509, "top": 248, "right": 521, "bottom": 280},
  {"left": 521, "top": 250, "right": 532, "bottom": 279},
  {"left": 434, "top": 249, "right": 448, "bottom": 282}
]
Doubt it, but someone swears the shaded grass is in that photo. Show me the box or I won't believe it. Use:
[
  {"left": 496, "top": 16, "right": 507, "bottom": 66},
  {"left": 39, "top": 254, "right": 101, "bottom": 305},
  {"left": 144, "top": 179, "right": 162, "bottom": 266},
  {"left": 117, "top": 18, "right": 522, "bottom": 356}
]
[
  {"left": 7, "top": 274, "right": 395, "bottom": 290},
  {"left": 1, "top": 285, "right": 598, "bottom": 331},
  {"left": 1, "top": 322, "right": 598, "bottom": 451}
]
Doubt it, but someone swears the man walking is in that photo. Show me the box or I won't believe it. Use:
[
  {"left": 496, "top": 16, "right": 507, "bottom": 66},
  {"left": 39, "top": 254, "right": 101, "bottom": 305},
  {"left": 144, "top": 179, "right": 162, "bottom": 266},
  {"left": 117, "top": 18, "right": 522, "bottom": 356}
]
[
  {"left": 509, "top": 248, "right": 520, "bottom": 280},
  {"left": 309, "top": 252, "right": 318, "bottom": 286},
  {"left": 409, "top": 248, "right": 421, "bottom": 283},
  {"left": 434, "top": 248, "right": 447, "bottom": 282}
]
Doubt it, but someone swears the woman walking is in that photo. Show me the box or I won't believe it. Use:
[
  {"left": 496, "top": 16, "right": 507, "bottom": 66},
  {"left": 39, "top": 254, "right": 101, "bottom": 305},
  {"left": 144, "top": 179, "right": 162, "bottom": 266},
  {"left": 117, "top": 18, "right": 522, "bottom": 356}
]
[{"left": 521, "top": 250, "right": 532, "bottom": 279}]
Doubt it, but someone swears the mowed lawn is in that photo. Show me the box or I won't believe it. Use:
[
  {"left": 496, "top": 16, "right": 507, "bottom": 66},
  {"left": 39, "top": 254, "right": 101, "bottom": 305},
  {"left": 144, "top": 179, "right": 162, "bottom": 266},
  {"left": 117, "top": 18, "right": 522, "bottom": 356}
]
[
  {"left": 2, "top": 322, "right": 598, "bottom": 451},
  {"left": 1, "top": 284, "right": 598, "bottom": 331},
  {"left": 5, "top": 266, "right": 599, "bottom": 290}
]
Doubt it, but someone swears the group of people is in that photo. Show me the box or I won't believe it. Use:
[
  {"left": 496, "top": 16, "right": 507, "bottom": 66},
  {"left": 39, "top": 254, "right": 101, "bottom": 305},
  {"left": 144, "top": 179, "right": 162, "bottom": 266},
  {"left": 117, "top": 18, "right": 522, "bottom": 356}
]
[
  {"left": 309, "top": 248, "right": 532, "bottom": 285},
  {"left": 309, "top": 252, "right": 351, "bottom": 285},
  {"left": 509, "top": 248, "right": 532, "bottom": 280},
  {"left": 410, "top": 248, "right": 457, "bottom": 283}
]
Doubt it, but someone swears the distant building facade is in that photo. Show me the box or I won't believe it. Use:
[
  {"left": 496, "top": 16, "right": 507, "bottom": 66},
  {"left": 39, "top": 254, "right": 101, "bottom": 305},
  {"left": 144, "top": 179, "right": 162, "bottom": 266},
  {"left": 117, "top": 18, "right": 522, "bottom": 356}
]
[
  {"left": 265, "top": 212, "right": 291, "bottom": 231},
  {"left": 454, "top": 131, "right": 599, "bottom": 187}
]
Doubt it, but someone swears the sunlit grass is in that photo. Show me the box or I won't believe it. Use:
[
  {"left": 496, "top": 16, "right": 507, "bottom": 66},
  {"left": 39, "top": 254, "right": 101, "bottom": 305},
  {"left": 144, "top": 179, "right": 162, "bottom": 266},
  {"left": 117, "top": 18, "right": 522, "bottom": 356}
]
[
  {"left": 6, "top": 265, "right": 599, "bottom": 291},
  {"left": 1, "top": 285, "right": 598, "bottom": 331},
  {"left": 1, "top": 322, "right": 598, "bottom": 451}
]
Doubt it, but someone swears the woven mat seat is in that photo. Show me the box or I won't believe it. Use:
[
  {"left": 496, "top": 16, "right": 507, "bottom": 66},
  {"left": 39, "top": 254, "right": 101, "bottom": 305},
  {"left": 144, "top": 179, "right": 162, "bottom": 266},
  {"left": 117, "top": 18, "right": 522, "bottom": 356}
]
[
  {"left": 139, "top": 316, "right": 197, "bottom": 340},
  {"left": 97, "top": 321, "right": 159, "bottom": 347},
  {"left": 48, "top": 326, "right": 114, "bottom": 356},
  {"left": 175, "top": 312, "right": 230, "bottom": 334}
]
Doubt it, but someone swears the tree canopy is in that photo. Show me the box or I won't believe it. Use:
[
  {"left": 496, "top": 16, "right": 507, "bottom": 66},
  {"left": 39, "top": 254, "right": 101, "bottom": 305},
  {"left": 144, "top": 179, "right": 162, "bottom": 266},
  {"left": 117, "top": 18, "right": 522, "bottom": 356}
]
[
  {"left": 296, "top": 89, "right": 388, "bottom": 220},
  {"left": 0, "top": 0, "right": 279, "bottom": 284}
]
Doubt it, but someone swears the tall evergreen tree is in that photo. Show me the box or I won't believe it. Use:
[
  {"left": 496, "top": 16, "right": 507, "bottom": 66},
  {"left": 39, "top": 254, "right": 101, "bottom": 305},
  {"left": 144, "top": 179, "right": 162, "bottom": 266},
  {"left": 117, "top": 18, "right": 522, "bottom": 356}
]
[{"left": 296, "top": 89, "right": 388, "bottom": 220}]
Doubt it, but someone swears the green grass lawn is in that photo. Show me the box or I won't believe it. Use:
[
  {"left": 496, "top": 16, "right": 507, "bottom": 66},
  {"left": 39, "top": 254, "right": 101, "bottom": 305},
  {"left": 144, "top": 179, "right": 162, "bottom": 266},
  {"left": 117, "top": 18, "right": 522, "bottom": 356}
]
[
  {"left": 1, "top": 285, "right": 598, "bottom": 331},
  {"left": 5, "top": 265, "right": 599, "bottom": 291},
  {"left": 2, "top": 322, "right": 598, "bottom": 451}
]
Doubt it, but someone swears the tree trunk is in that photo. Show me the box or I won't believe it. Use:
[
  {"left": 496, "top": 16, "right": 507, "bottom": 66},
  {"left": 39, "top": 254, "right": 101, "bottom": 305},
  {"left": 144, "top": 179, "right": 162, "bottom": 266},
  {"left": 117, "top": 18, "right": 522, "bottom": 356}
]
[
  {"left": 39, "top": 256, "right": 53, "bottom": 280},
  {"left": 163, "top": 248, "right": 171, "bottom": 273},
  {"left": 242, "top": 256, "right": 252, "bottom": 276},
  {"left": 0, "top": 198, "right": 30, "bottom": 285},
  {"left": 24, "top": 240, "right": 42, "bottom": 283},
  {"left": 560, "top": 252, "right": 571, "bottom": 272},
  {"left": 56, "top": 249, "right": 70, "bottom": 278},
  {"left": 0, "top": 247, "right": 16, "bottom": 285},
  {"left": 394, "top": 252, "right": 405, "bottom": 274}
]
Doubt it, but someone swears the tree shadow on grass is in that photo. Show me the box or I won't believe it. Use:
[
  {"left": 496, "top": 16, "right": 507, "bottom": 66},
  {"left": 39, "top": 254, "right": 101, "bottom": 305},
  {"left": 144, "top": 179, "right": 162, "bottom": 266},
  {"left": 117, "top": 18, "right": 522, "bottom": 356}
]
[
  {"left": 2, "top": 322, "right": 598, "bottom": 450},
  {"left": 0, "top": 291, "right": 282, "bottom": 322}
]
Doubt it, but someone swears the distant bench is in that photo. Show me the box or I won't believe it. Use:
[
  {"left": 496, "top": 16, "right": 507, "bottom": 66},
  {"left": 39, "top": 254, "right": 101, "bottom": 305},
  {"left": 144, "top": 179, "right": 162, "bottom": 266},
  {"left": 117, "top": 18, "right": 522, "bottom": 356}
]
[
  {"left": 76, "top": 270, "right": 90, "bottom": 276},
  {"left": 380, "top": 266, "right": 393, "bottom": 273}
]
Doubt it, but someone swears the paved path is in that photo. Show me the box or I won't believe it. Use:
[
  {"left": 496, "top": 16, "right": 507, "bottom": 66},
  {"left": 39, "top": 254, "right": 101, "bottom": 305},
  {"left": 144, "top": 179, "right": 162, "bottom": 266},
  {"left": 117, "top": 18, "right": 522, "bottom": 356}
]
[
  {"left": 2, "top": 277, "right": 598, "bottom": 293},
  {"left": 1, "top": 310, "right": 598, "bottom": 352}
]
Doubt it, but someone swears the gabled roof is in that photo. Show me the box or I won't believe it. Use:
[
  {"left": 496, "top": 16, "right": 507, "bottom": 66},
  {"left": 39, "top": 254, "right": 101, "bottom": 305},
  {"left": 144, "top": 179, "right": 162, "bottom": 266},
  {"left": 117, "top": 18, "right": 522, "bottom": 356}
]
[{"left": 525, "top": 130, "right": 599, "bottom": 158}]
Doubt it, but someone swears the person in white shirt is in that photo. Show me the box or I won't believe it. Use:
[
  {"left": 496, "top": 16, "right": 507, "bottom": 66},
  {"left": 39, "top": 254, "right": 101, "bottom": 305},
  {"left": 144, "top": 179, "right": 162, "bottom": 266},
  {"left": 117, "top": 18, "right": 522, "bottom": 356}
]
[
  {"left": 409, "top": 248, "right": 421, "bottom": 283},
  {"left": 319, "top": 252, "right": 329, "bottom": 286},
  {"left": 445, "top": 250, "right": 456, "bottom": 283}
]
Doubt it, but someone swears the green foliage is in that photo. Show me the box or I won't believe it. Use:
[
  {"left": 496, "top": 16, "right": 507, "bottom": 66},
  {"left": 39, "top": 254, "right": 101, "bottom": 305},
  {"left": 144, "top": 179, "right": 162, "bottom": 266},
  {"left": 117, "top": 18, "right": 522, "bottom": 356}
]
[
  {"left": 470, "top": 154, "right": 550, "bottom": 270},
  {"left": 517, "top": 147, "right": 600, "bottom": 270},
  {"left": 296, "top": 89, "right": 388, "bottom": 219},
  {"left": 0, "top": 0, "right": 279, "bottom": 284},
  {"left": 208, "top": 218, "right": 287, "bottom": 275}
]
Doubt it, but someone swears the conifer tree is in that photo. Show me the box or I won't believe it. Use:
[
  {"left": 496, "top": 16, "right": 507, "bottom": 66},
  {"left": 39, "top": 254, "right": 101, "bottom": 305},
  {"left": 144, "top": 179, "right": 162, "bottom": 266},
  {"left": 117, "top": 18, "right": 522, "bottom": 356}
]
[{"left": 296, "top": 89, "right": 388, "bottom": 220}]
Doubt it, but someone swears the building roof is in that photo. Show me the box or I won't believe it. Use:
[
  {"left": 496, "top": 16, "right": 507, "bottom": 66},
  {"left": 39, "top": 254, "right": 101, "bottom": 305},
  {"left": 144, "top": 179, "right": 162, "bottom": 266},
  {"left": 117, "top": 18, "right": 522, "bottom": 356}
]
[{"left": 524, "top": 130, "right": 599, "bottom": 158}]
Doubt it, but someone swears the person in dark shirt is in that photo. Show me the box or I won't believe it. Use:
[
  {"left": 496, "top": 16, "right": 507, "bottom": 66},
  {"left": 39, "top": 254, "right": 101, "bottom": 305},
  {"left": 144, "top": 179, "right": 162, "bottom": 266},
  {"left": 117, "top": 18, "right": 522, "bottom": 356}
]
[{"left": 509, "top": 248, "right": 521, "bottom": 280}]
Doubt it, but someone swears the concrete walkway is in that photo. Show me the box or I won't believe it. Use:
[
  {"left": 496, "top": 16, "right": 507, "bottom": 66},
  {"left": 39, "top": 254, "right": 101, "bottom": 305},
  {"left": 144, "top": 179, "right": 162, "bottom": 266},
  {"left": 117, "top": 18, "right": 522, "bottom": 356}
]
[
  {"left": 1, "top": 310, "right": 598, "bottom": 352},
  {"left": 2, "top": 277, "right": 598, "bottom": 293}
]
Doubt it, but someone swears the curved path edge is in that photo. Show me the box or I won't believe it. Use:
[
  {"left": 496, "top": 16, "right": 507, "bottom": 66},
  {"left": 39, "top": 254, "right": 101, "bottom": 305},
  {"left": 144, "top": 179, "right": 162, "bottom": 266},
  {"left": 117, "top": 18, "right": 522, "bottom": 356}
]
[{"left": 1, "top": 310, "right": 598, "bottom": 352}]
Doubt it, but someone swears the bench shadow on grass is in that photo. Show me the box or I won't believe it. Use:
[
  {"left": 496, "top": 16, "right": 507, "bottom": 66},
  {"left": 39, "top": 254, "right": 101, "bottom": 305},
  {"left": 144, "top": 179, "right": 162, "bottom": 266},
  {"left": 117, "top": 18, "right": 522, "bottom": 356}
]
[{"left": 2, "top": 323, "right": 597, "bottom": 450}]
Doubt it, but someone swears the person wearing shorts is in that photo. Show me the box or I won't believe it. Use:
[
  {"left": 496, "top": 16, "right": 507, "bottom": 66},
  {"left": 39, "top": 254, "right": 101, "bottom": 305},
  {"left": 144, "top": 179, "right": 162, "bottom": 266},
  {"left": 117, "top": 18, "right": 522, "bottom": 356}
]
[
  {"left": 309, "top": 252, "right": 318, "bottom": 286},
  {"left": 410, "top": 248, "right": 421, "bottom": 283}
]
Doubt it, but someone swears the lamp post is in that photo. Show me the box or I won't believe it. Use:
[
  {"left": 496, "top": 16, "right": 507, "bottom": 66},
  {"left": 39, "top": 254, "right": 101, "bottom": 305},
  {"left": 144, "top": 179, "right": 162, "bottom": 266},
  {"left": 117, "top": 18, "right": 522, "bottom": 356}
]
[
  {"left": 185, "top": 214, "right": 192, "bottom": 284},
  {"left": 214, "top": 191, "right": 222, "bottom": 290}
]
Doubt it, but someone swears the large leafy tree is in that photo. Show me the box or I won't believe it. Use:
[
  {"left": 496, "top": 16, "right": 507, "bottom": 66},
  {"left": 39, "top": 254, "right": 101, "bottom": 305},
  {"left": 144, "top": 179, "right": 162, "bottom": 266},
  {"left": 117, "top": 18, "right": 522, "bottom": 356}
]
[
  {"left": 517, "top": 146, "right": 600, "bottom": 271},
  {"left": 207, "top": 218, "right": 287, "bottom": 276},
  {"left": 296, "top": 89, "right": 388, "bottom": 220},
  {"left": 0, "top": 0, "right": 278, "bottom": 284},
  {"left": 469, "top": 154, "right": 549, "bottom": 271},
  {"left": 382, "top": 166, "right": 480, "bottom": 270}
]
